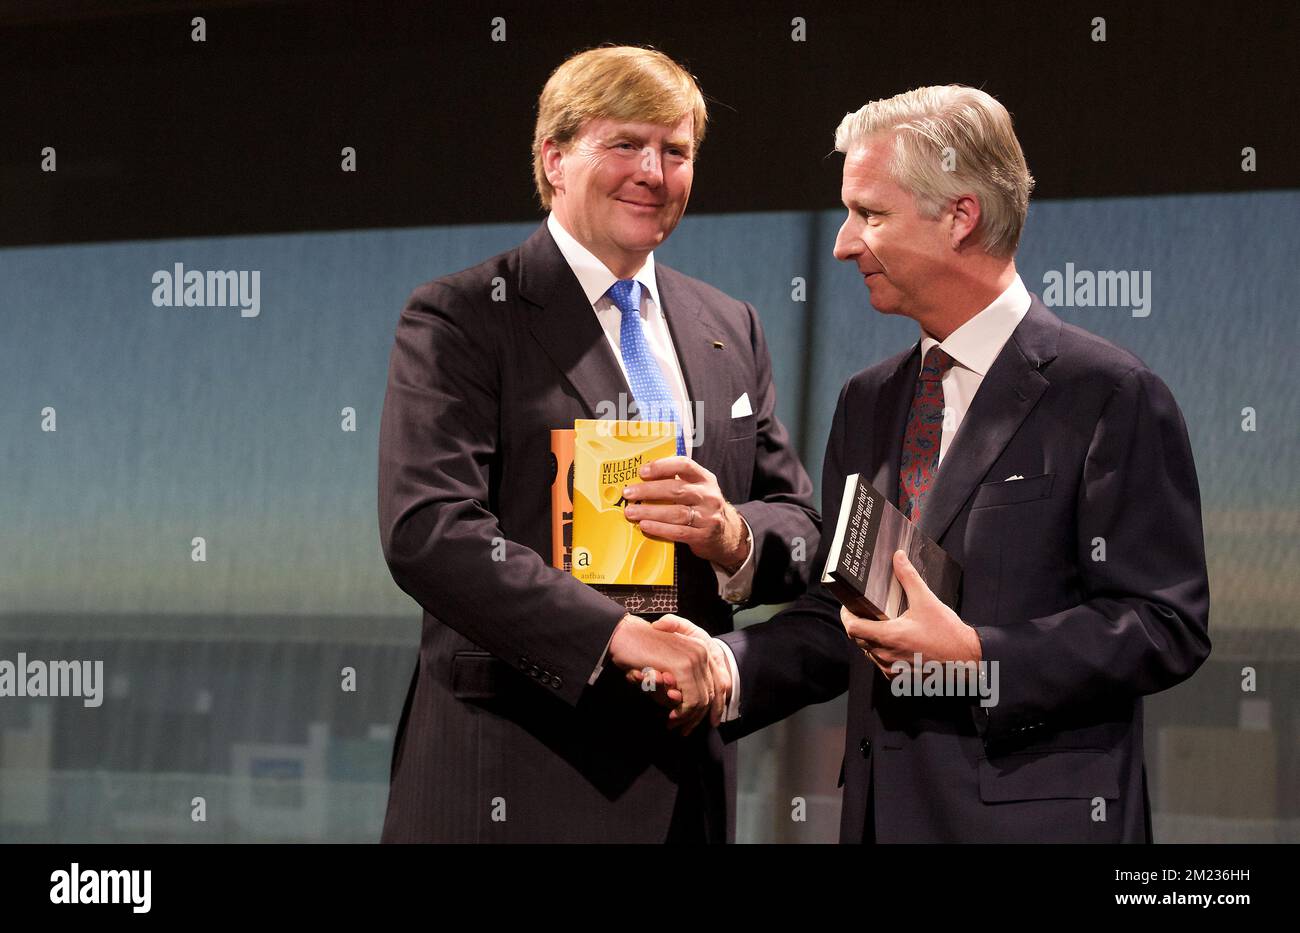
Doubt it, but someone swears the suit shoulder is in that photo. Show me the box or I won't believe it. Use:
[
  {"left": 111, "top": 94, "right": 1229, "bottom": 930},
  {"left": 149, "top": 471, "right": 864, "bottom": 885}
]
[
  {"left": 403, "top": 244, "right": 522, "bottom": 318},
  {"left": 655, "top": 263, "right": 751, "bottom": 320},
  {"left": 816, "top": 345, "right": 915, "bottom": 434},
  {"left": 844, "top": 345, "right": 915, "bottom": 397},
  {"left": 1052, "top": 320, "right": 1162, "bottom": 389},
  {"left": 1041, "top": 320, "right": 1189, "bottom": 435}
]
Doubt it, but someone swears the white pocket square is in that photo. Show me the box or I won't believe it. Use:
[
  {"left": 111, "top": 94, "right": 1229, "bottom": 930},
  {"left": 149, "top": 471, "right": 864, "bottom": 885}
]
[
  {"left": 1004, "top": 474, "right": 1024, "bottom": 481},
  {"left": 731, "top": 393, "right": 753, "bottom": 418}
]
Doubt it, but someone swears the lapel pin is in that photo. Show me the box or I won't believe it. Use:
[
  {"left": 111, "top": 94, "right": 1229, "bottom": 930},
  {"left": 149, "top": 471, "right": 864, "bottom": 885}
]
[{"left": 712, "top": 340, "right": 725, "bottom": 350}]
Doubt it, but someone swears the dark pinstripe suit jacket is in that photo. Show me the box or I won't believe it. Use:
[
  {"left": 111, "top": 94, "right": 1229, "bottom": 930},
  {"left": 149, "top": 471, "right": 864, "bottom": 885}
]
[{"left": 377, "top": 222, "right": 818, "bottom": 842}]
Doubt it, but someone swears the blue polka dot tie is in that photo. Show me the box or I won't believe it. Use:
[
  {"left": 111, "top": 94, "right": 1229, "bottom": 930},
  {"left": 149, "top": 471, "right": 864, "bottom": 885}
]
[{"left": 607, "top": 279, "right": 685, "bottom": 455}]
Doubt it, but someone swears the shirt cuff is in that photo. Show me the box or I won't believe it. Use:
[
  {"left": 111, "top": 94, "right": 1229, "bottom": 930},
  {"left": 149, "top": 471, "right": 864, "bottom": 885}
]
[
  {"left": 588, "top": 627, "right": 619, "bottom": 685},
  {"left": 715, "top": 638, "right": 742, "bottom": 722},
  {"left": 712, "top": 514, "right": 756, "bottom": 604}
]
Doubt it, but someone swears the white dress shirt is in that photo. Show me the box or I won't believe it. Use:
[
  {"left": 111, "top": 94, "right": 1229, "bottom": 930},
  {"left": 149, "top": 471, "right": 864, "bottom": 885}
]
[
  {"left": 919, "top": 274, "right": 1031, "bottom": 466},
  {"left": 547, "top": 214, "right": 696, "bottom": 456},
  {"left": 545, "top": 215, "right": 757, "bottom": 683},
  {"left": 716, "top": 274, "right": 1032, "bottom": 721}
]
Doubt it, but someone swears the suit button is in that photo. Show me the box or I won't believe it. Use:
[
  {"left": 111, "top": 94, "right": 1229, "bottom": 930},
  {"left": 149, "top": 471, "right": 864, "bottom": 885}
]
[
  {"left": 518, "top": 656, "right": 529, "bottom": 670},
  {"left": 528, "top": 665, "right": 540, "bottom": 678},
  {"left": 859, "top": 739, "right": 871, "bottom": 758},
  {"left": 552, "top": 676, "right": 563, "bottom": 689}
]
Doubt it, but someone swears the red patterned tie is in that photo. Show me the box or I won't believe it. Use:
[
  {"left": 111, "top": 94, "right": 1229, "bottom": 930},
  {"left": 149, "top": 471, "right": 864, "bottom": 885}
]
[{"left": 898, "top": 346, "right": 957, "bottom": 524}]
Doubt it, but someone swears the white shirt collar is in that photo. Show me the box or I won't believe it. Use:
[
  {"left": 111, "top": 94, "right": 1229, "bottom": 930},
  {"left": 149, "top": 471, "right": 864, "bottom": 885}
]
[
  {"left": 546, "top": 213, "right": 662, "bottom": 311},
  {"left": 920, "top": 274, "right": 1031, "bottom": 377}
]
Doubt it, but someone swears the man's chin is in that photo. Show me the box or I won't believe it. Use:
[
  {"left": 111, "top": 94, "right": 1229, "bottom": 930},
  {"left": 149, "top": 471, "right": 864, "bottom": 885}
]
[
  {"left": 616, "top": 231, "right": 669, "bottom": 253},
  {"left": 865, "top": 285, "right": 909, "bottom": 318},
  {"left": 867, "top": 296, "right": 900, "bottom": 316}
]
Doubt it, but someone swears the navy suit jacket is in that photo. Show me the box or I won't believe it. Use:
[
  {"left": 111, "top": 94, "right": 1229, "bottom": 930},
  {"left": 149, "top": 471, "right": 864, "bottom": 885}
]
[
  {"left": 721, "top": 297, "right": 1211, "bottom": 842},
  {"left": 377, "top": 223, "right": 818, "bottom": 842}
]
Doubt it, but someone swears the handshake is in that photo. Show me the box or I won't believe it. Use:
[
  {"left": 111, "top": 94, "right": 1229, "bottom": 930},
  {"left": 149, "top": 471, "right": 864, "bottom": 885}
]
[{"left": 607, "top": 614, "right": 733, "bottom": 736}]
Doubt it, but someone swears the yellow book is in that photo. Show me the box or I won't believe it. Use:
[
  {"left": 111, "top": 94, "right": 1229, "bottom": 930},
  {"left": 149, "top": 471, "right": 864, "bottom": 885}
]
[{"left": 571, "top": 419, "right": 677, "bottom": 586}]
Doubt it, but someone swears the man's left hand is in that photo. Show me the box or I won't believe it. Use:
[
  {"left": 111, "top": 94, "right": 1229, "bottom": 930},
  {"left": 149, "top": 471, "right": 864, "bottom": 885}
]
[
  {"left": 842, "top": 550, "right": 982, "bottom": 677},
  {"left": 622, "top": 456, "right": 749, "bottom": 572}
]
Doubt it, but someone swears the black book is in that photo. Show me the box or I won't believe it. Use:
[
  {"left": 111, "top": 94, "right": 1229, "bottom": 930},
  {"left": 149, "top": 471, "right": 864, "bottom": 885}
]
[{"left": 821, "top": 474, "right": 962, "bottom": 620}]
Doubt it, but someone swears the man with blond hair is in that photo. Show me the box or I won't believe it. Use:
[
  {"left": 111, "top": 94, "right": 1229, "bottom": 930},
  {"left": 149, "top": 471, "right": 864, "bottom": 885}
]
[
  {"left": 377, "top": 46, "right": 818, "bottom": 842},
  {"left": 661, "top": 85, "right": 1210, "bottom": 842}
]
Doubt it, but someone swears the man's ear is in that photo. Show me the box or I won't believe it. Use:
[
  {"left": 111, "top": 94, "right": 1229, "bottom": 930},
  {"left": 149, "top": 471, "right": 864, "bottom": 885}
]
[
  {"left": 541, "top": 138, "right": 565, "bottom": 195},
  {"left": 950, "top": 193, "right": 981, "bottom": 250}
]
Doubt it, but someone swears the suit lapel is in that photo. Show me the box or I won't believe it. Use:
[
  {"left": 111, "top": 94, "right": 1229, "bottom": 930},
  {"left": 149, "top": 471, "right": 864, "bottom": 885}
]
[
  {"left": 517, "top": 223, "right": 633, "bottom": 418},
  {"left": 919, "top": 299, "right": 1061, "bottom": 543},
  {"left": 651, "top": 267, "right": 731, "bottom": 472}
]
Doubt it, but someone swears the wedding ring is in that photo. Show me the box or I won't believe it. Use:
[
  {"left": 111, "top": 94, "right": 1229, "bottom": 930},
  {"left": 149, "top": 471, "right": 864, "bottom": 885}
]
[{"left": 687, "top": 507, "right": 698, "bottom": 527}]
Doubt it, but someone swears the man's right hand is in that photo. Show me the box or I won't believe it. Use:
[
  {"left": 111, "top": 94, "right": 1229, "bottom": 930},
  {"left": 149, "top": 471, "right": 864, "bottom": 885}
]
[
  {"left": 634, "top": 614, "right": 732, "bottom": 728},
  {"left": 608, "top": 614, "right": 716, "bottom": 735}
]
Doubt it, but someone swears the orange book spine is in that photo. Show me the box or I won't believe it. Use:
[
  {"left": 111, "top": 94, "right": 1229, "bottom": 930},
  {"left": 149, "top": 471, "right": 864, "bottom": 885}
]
[{"left": 549, "top": 429, "right": 575, "bottom": 571}]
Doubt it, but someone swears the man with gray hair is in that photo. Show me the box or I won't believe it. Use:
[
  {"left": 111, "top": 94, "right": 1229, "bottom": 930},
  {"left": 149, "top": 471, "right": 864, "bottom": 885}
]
[{"left": 658, "top": 85, "right": 1210, "bottom": 842}]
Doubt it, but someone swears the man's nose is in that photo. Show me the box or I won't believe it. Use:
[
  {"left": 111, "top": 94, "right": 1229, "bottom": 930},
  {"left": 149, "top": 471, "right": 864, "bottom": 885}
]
[
  {"left": 833, "top": 220, "right": 860, "bottom": 261},
  {"left": 637, "top": 147, "right": 663, "bottom": 185}
]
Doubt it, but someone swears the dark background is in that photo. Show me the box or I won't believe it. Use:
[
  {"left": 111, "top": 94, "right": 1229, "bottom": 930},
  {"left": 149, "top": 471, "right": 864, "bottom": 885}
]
[{"left": 3, "top": 0, "right": 1297, "bottom": 246}]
